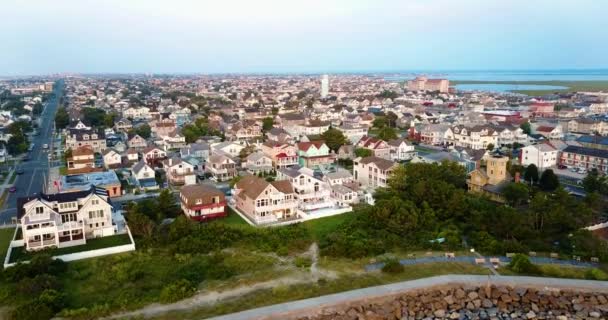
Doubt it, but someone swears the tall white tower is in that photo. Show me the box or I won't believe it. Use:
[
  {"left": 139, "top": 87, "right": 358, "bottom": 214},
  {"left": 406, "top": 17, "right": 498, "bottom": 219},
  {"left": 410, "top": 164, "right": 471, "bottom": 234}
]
[{"left": 320, "top": 75, "right": 329, "bottom": 98}]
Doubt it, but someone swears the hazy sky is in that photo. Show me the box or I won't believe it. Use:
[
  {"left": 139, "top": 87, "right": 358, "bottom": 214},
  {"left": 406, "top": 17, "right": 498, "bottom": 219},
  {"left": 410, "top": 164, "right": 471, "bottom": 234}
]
[{"left": 2, "top": 0, "right": 607, "bottom": 75}]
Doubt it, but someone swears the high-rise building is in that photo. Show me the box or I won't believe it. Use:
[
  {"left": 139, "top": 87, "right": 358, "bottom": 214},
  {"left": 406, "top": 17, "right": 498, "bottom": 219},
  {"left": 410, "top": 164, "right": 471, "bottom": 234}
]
[
  {"left": 320, "top": 75, "right": 329, "bottom": 98},
  {"left": 406, "top": 76, "right": 449, "bottom": 93}
]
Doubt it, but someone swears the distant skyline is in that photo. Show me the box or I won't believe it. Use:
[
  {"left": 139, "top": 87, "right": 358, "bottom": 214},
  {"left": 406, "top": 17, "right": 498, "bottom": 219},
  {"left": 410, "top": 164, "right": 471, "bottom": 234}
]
[{"left": 2, "top": 0, "right": 608, "bottom": 76}]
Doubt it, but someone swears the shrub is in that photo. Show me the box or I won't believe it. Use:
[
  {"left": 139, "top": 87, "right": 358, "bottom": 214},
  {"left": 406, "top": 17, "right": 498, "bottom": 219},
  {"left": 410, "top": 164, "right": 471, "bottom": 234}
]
[
  {"left": 508, "top": 254, "right": 540, "bottom": 274},
  {"left": 294, "top": 256, "right": 312, "bottom": 269},
  {"left": 585, "top": 268, "right": 608, "bottom": 281},
  {"left": 159, "top": 279, "right": 197, "bottom": 303},
  {"left": 381, "top": 259, "right": 404, "bottom": 274}
]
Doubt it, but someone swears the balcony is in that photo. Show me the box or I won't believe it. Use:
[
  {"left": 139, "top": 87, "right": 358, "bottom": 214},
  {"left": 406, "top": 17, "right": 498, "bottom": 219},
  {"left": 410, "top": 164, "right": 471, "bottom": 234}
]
[{"left": 57, "top": 220, "right": 84, "bottom": 231}]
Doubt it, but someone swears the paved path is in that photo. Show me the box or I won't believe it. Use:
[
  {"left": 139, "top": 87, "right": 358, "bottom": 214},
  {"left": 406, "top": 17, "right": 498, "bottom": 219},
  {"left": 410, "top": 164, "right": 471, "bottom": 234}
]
[{"left": 207, "top": 275, "right": 608, "bottom": 320}]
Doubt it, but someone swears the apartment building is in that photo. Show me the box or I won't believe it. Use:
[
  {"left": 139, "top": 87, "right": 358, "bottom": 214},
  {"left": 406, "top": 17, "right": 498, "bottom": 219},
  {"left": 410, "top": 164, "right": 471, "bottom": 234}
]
[
  {"left": 233, "top": 176, "right": 298, "bottom": 225},
  {"left": 179, "top": 185, "right": 226, "bottom": 221},
  {"left": 406, "top": 76, "right": 450, "bottom": 93},
  {"left": 560, "top": 146, "right": 608, "bottom": 173},
  {"left": 568, "top": 119, "right": 608, "bottom": 136},
  {"left": 18, "top": 187, "right": 115, "bottom": 251},
  {"left": 353, "top": 156, "right": 398, "bottom": 190}
]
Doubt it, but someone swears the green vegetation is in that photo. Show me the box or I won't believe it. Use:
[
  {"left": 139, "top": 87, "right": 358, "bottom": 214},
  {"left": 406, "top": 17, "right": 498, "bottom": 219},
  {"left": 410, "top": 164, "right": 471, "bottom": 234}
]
[
  {"left": 6, "top": 121, "right": 32, "bottom": 156},
  {"left": 8, "top": 171, "right": 16, "bottom": 184},
  {"left": 0, "top": 228, "right": 15, "bottom": 262},
  {"left": 381, "top": 258, "right": 404, "bottom": 274},
  {"left": 150, "top": 262, "right": 489, "bottom": 320},
  {"left": 321, "top": 127, "right": 348, "bottom": 152},
  {"left": 129, "top": 124, "right": 152, "bottom": 139},
  {"left": 54, "top": 107, "right": 69, "bottom": 129},
  {"left": 451, "top": 80, "right": 608, "bottom": 95},
  {"left": 180, "top": 118, "right": 222, "bottom": 143},
  {"left": 9, "top": 234, "right": 132, "bottom": 263}
]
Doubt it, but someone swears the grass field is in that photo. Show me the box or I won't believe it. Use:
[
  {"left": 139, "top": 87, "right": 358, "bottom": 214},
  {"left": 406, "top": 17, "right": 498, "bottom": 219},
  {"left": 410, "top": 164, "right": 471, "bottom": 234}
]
[
  {"left": 0, "top": 227, "right": 15, "bottom": 263},
  {"left": 452, "top": 80, "right": 608, "bottom": 96},
  {"left": 218, "top": 207, "right": 251, "bottom": 226},
  {"left": 9, "top": 233, "right": 132, "bottom": 263}
]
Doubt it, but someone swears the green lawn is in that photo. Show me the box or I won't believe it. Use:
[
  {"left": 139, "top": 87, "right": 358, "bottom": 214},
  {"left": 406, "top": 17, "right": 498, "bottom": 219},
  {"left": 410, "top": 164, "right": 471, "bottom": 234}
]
[
  {"left": 303, "top": 210, "right": 360, "bottom": 240},
  {"left": 219, "top": 208, "right": 250, "bottom": 226},
  {"left": 8, "top": 172, "right": 16, "bottom": 184},
  {"left": 0, "top": 227, "right": 15, "bottom": 262},
  {"left": 9, "top": 233, "right": 132, "bottom": 263}
]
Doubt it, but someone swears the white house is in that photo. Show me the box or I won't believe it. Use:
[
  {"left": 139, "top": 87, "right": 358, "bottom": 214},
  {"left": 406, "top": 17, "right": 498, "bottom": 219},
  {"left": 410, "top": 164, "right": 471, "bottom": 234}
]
[
  {"left": 353, "top": 156, "right": 398, "bottom": 190},
  {"left": 131, "top": 160, "right": 158, "bottom": 189},
  {"left": 387, "top": 139, "right": 416, "bottom": 161},
  {"left": 520, "top": 143, "right": 558, "bottom": 170},
  {"left": 102, "top": 149, "right": 122, "bottom": 169},
  {"left": 163, "top": 157, "right": 196, "bottom": 186},
  {"left": 18, "top": 187, "right": 116, "bottom": 251}
]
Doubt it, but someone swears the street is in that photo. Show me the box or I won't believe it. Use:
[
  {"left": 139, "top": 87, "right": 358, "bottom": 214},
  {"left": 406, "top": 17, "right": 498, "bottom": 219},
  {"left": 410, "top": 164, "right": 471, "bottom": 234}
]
[{"left": 0, "top": 80, "right": 64, "bottom": 224}]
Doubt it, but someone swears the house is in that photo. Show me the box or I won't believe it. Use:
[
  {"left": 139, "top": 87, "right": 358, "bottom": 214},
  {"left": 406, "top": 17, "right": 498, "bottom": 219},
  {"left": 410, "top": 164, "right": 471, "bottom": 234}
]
[
  {"left": 211, "top": 141, "right": 247, "bottom": 159},
  {"left": 297, "top": 141, "right": 336, "bottom": 170},
  {"left": 444, "top": 125, "right": 498, "bottom": 150},
  {"left": 356, "top": 136, "right": 391, "bottom": 159},
  {"left": 323, "top": 169, "right": 355, "bottom": 186},
  {"left": 261, "top": 140, "right": 298, "bottom": 169},
  {"left": 127, "top": 134, "right": 147, "bottom": 149},
  {"left": 180, "top": 142, "right": 210, "bottom": 161},
  {"left": 17, "top": 186, "right": 116, "bottom": 251},
  {"left": 227, "top": 120, "right": 262, "bottom": 141},
  {"left": 131, "top": 160, "right": 158, "bottom": 189},
  {"left": 535, "top": 125, "right": 564, "bottom": 140},
  {"left": 124, "top": 148, "right": 139, "bottom": 164},
  {"left": 102, "top": 148, "right": 122, "bottom": 169},
  {"left": 466, "top": 155, "right": 511, "bottom": 202},
  {"left": 387, "top": 139, "right": 416, "bottom": 161},
  {"left": 243, "top": 152, "right": 274, "bottom": 175},
  {"left": 520, "top": 144, "right": 558, "bottom": 170},
  {"left": 331, "top": 184, "right": 359, "bottom": 207},
  {"left": 337, "top": 124, "right": 368, "bottom": 144},
  {"left": 151, "top": 113, "right": 177, "bottom": 137},
  {"left": 123, "top": 106, "right": 150, "bottom": 120},
  {"left": 559, "top": 146, "right": 608, "bottom": 173},
  {"left": 156, "top": 131, "right": 187, "bottom": 150},
  {"left": 420, "top": 124, "right": 448, "bottom": 145},
  {"left": 180, "top": 185, "right": 226, "bottom": 221},
  {"left": 529, "top": 102, "right": 555, "bottom": 118},
  {"left": 266, "top": 127, "right": 293, "bottom": 143},
  {"left": 143, "top": 146, "right": 167, "bottom": 166},
  {"left": 114, "top": 118, "right": 132, "bottom": 132},
  {"left": 60, "top": 171, "right": 122, "bottom": 197},
  {"left": 336, "top": 144, "right": 354, "bottom": 160},
  {"left": 233, "top": 176, "right": 298, "bottom": 225},
  {"left": 206, "top": 152, "right": 237, "bottom": 182},
  {"left": 65, "top": 128, "right": 107, "bottom": 153},
  {"left": 496, "top": 127, "right": 529, "bottom": 146},
  {"left": 66, "top": 146, "right": 98, "bottom": 174},
  {"left": 163, "top": 157, "right": 196, "bottom": 186},
  {"left": 353, "top": 156, "right": 398, "bottom": 190},
  {"left": 277, "top": 166, "right": 336, "bottom": 213}
]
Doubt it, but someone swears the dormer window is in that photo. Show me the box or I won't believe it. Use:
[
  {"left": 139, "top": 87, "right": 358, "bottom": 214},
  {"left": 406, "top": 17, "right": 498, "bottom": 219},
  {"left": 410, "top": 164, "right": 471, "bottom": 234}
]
[
  {"left": 83, "top": 134, "right": 89, "bottom": 140},
  {"left": 35, "top": 207, "right": 43, "bottom": 214},
  {"left": 92, "top": 134, "right": 98, "bottom": 139}
]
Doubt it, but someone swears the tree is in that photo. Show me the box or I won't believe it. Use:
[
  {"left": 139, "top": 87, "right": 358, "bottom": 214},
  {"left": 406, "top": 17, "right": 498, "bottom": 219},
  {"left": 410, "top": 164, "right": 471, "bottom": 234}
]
[
  {"left": 502, "top": 183, "right": 529, "bottom": 206},
  {"left": 582, "top": 168, "right": 608, "bottom": 194},
  {"left": 377, "top": 127, "right": 398, "bottom": 141},
  {"left": 539, "top": 169, "right": 560, "bottom": 192},
  {"left": 6, "top": 122, "right": 30, "bottom": 156},
  {"left": 385, "top": 112, "right": 398, "bottom": 128},
  {"left": 373, "top": 117, "right": 387, "bottom": 129},
  {"left": 181, "top": 124, "right": 203, "bottom": 143},
  {"left": 486, "top": 143, "right": 495, "bottom": 151},
  {"left": 158, "top": 189, "right": 180, "bottom": 218},
  {"left": 81, "top": 107, "right": 107, "bottom": 127},
  {"left": 135, "top": 124, "right": 152, "bottom": 139},
  {"left": 32, "top": 102, "right": 44, "bottom": 115},
  {"left": 520, "top": 121, "right": 531, "bottom": 135},
  {"left": 321, "top": 128, "right": 347, "bottom": 152},
  {"left": 262, "top": 117, "right": 274, "bottom": 132},
  {"left": 55, "top": 107, "right": 69, "bottom": 129},
  {"left": 271, "top": 107, "right": 279, "bottom": 115},
  {"left": 103, "top": 112, "right": 118, "bottom": 128},
  {"left": 354, "top": 148, "right": 372, "bottom": 158},
  {"left": 523, "top": 164, "right": 539, "bottom": 185}
]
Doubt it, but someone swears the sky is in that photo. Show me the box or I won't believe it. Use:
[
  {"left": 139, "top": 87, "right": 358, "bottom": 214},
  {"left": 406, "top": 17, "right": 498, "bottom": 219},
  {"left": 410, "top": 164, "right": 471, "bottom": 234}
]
[{"left": 2, "top": 0, "right": 608, "bottom": 75}]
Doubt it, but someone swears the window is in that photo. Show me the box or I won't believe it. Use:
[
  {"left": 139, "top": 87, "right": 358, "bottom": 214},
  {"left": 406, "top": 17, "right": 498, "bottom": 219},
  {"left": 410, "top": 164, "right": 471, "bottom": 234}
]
[
  {"left": 92, "top": 199, "right": 99, "bottom": 205},
  {"left": 35, "top": 207, "right": 44, "bottom": 214}
]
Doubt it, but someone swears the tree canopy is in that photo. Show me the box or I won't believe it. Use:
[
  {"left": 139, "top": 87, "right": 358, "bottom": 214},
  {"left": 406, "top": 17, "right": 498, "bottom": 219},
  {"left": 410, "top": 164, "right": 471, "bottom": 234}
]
[{"left": 321, "top": 128, "right": 347, "bottom": 152}]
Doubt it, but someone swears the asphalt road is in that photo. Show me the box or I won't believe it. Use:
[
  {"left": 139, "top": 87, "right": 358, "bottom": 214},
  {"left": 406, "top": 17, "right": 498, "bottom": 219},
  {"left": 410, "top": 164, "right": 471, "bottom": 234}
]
[{"left": 0, "top": 80, "right": 63, "bottom": 224}]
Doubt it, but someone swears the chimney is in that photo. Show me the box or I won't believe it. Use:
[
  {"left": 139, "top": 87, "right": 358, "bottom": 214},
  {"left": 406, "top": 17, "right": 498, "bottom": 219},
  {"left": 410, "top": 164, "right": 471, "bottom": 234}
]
[{"left": 515, "top": 171, "right": 521, "bottom": 183}]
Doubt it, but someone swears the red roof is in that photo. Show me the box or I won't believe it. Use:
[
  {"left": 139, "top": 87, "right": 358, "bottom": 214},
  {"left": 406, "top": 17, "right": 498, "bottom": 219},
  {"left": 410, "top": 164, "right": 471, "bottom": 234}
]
[
  {"left": 536, "top": 126, "right": 555, "bottom": 132},
  {"left": 297, "top": 141, "right": 325, "bottom": 151}
]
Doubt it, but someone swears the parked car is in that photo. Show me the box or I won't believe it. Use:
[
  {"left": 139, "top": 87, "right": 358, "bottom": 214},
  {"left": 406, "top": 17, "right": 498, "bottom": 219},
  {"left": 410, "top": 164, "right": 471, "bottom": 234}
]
[
  {"left": 16, "top": 169, "right": 24, "bottom": 175},
  {"left": 578, "top": 168, "right": 587, "bottom": 174},
  {"left": 557, "top": 164, "right": 567, "bottom": 170},
  {"left": 9, "top": 187, "right": 16, "bottom": 193},
  {"left": 43, "top": 143, "right": 49, "bottom": 149}
]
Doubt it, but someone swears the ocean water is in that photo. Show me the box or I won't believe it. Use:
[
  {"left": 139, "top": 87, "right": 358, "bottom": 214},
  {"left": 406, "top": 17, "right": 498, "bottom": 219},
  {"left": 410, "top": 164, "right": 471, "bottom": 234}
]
[{"left": 384, "top": 69, "right": 608, "bottom": 82}]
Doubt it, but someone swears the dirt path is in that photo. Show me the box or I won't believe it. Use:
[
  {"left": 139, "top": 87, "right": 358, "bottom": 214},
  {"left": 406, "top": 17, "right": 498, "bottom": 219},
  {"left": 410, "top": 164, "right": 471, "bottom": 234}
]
[{"left": 103, "top": 243, "right": 334, "bottom": 319}]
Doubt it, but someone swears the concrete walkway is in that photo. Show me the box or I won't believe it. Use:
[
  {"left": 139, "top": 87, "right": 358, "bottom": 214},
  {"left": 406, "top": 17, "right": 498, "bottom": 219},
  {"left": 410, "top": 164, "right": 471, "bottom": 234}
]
[{"left": 208, "top": 275, "right": 608, "bottom": 320}]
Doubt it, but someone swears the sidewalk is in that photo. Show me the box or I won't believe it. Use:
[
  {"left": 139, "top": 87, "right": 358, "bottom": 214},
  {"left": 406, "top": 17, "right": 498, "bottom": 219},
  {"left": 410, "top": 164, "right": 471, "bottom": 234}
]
[{"left": 208, "top": 275, "right": 608, "bottom": 320}]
